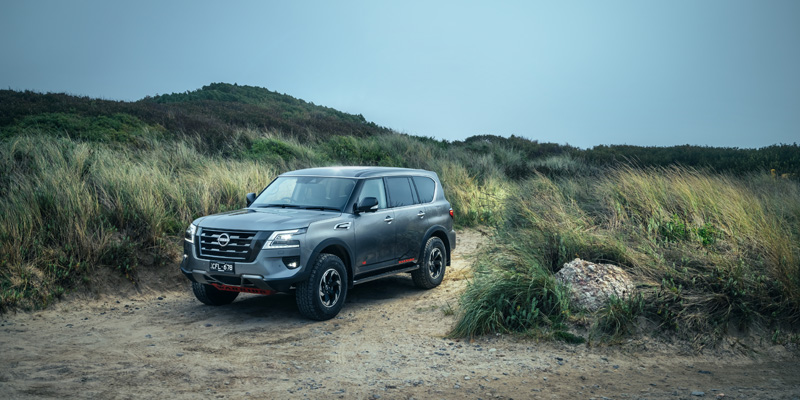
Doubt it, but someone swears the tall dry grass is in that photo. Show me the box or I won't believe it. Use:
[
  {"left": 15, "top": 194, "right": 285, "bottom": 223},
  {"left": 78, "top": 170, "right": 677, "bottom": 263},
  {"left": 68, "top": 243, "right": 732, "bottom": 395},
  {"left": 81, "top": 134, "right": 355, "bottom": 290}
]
[
  {"left": 454, "top": 167, "right": 800, "bottom": 342},
  {"left": 5, "top": 127, "right": 797, "bottom": 343},
  {"left": 0, "top": 131, "right": 514, "bottom": 310},
  {"left": 0, "top": 135, "right": 277, "bottom": 309}
]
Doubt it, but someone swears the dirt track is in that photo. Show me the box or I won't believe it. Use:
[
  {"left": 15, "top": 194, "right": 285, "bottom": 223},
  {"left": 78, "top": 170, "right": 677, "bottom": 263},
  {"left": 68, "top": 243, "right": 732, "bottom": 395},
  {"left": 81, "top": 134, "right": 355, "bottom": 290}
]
[{"left": 1, "top": 229, "right": 799, "bottom": 399}]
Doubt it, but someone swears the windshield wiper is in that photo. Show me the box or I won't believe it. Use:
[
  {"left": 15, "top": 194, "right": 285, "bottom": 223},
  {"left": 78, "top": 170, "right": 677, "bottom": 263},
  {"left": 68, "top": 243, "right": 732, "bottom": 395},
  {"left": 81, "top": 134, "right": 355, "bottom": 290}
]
[
  {"left": 258, "top": 204, "right": 300, "bottom": 208},
  {"left": 300, "top": 206, "right": 341, "bottom": 211}
]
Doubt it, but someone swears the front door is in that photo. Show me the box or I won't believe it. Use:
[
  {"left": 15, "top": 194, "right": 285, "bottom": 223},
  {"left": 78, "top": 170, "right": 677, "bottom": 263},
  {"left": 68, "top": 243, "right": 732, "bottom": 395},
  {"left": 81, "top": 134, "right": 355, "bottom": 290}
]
[{"left": 353, "top": 178, "right": 395, "bottom": 275}]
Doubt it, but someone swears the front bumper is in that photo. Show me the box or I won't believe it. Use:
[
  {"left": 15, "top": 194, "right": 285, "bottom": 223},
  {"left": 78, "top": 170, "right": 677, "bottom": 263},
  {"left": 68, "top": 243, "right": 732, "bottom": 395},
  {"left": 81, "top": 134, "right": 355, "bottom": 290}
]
[{"left": 180, "top": 240, "right": 308, "bottom": 292}]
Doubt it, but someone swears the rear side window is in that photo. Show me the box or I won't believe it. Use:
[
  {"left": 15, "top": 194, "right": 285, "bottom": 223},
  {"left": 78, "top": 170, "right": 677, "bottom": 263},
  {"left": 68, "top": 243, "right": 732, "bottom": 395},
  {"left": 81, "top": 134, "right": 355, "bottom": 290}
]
[
  {"left": 386, "top": 177, "right": 416, "bottom": 208},
  {"left": 412, "top": 176, "right": 436, "bottom": 203}
]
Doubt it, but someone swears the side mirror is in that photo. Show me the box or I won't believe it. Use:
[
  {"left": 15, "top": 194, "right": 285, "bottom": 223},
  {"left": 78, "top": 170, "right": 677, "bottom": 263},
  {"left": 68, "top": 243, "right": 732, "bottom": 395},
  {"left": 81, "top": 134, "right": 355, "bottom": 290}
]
[
  {"left": 354, "top": 197, "right": 379, "bottom": 214},
  {"left": 246, "top": 192, "right": 257, "bottom": 207}
]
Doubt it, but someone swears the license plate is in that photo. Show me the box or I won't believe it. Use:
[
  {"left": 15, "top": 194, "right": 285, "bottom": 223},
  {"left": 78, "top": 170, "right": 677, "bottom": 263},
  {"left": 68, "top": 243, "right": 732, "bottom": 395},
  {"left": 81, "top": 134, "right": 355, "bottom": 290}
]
[{"left": 210, "top": 261, "right": 235, "bottom": 274}]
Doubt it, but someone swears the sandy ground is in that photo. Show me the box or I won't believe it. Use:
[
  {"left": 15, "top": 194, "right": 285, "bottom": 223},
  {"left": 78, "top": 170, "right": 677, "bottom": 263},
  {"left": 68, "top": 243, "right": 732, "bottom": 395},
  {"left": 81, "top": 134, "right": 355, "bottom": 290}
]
[{"left": 1, "top": 229, "right": 799, "bottom": 399}]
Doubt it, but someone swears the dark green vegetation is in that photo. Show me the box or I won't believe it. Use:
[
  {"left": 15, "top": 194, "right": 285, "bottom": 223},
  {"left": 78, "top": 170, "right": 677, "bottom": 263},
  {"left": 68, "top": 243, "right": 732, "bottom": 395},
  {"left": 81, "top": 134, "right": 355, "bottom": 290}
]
[
  {"left": 1, "top": 83, "right": 798, "bottom": 345},
  {"left": 0, "top": 83, "right": 388, "bottom": 151}
]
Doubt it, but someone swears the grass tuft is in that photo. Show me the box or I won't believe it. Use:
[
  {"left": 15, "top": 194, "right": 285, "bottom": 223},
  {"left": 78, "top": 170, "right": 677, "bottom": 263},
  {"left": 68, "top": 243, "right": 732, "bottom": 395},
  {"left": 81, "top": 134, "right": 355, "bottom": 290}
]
[{"left": 449, "top": 236, "right": 570, "bottom": 337}]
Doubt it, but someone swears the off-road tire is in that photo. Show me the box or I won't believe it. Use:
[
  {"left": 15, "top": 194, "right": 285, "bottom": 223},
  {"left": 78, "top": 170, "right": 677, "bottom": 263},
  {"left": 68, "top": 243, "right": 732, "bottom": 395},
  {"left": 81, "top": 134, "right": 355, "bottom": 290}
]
[
  {"left": 296, "top": 253, "right": 348, "bottom": 321},
  {"left": 411, "top": 237, "right": 446, "bottom": 289},
  {"left": 192, "top": 282, "right": 239, "bottom": 305}
]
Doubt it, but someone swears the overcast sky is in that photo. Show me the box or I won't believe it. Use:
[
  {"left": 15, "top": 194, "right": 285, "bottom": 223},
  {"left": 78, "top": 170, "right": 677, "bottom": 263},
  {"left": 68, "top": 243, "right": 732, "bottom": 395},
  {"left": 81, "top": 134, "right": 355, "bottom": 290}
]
[{"left": 2, "top": 1, "right": 798, "bottom": 148}]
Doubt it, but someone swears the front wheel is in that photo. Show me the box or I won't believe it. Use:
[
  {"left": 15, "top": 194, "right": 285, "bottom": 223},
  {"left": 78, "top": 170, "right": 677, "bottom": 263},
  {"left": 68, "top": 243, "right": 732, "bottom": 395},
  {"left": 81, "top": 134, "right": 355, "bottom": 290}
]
[
  {"left": 296, "top": 253, "right": 348, "bottom": 320},
  {"left": 192, "top": 282, "right": 239, "bottom": 305},
  {"left": 411, "top": 237, "right": 446, "bottom": 289}
]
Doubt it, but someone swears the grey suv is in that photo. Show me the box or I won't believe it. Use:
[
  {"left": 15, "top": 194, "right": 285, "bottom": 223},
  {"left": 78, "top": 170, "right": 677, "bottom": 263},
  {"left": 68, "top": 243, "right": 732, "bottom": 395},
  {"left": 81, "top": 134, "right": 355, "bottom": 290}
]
[{"left": 180, "top": 167, "right": 456, "bottom": 320}]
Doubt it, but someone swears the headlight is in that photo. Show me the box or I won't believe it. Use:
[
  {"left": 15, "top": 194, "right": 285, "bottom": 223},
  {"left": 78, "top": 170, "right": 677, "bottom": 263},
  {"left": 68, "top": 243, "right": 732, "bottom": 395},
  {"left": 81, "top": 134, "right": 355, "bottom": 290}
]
[
  {"left": 264, "top": 228, "right": 306, "bottom": 249},
  {"left": 185, "top": 224, "right": 197, "bottom": 243}
]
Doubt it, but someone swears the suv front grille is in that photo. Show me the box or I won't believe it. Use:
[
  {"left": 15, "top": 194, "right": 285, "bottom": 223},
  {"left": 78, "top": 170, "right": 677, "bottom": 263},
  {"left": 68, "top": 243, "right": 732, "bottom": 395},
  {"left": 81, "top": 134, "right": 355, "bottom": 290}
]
[{"left": 198, "top": 228, "right": 263, "bottom": 262}]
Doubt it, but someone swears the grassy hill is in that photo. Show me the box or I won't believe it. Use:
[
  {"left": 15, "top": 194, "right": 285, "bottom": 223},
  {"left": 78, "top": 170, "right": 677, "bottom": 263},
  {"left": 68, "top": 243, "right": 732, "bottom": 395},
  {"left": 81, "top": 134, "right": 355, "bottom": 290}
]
[
  {"left": 0, "top": 83, "right": 389, "bottom": 151},
  {"left": 1, "top": 83, "right": 798, "bottom": 345}
]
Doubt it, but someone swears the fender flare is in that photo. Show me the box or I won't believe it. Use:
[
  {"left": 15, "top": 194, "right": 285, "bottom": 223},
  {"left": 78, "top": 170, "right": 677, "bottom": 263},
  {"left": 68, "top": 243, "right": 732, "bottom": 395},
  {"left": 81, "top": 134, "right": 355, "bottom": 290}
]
[
  {"left": 417, "top": 225, "right": 452, "bottom": 267},
  {"left": 308, "top": 237, "right": 355, "bottom": 284}
]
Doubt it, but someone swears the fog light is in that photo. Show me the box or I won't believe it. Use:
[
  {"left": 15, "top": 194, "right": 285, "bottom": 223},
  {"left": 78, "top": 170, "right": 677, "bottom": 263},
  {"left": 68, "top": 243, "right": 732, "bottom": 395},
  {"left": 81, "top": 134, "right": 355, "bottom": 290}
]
[{"left": 282, "top": 256, "right": 300, "bottom": 269}]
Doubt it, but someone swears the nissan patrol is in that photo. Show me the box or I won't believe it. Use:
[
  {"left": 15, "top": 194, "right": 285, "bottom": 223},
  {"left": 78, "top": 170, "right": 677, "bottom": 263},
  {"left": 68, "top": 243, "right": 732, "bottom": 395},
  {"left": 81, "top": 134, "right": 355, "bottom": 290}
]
[{"left": 180, "top": 166, "right": 456, "bottom": 320}]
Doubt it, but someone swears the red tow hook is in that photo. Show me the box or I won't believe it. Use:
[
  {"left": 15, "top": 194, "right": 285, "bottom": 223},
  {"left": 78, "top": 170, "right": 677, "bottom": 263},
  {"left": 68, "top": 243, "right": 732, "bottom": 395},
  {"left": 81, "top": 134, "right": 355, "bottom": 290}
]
[{"left": 211, "top": 283, "right": 276, "bottom": 296}]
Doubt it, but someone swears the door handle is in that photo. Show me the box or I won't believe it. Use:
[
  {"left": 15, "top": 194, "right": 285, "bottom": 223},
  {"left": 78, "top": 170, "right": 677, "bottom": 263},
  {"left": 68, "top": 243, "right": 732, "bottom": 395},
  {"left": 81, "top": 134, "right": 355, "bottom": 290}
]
[
  {"left": 384, "top": 216, "right": 394, "bottom": 223},
  {"left": 417, "top": 211, "right": 425, "bottom": 219}
]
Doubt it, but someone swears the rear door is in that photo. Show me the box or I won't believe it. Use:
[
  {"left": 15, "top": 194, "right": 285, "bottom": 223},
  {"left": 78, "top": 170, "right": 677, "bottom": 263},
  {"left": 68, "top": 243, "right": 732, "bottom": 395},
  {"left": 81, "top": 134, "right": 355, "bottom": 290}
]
[{"left": 385, "top": 176, "right": 428, "bottom": 263}]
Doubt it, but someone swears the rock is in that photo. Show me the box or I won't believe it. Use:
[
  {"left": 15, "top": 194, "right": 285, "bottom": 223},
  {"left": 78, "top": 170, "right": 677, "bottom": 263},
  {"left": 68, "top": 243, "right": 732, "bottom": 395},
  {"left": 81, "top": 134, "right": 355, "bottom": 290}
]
[
  {"left": 555, "top": 258, "right": 635, "bottom": 311},
  {"left": 691, "top": 391, "right": 705, "bottom": 396}
]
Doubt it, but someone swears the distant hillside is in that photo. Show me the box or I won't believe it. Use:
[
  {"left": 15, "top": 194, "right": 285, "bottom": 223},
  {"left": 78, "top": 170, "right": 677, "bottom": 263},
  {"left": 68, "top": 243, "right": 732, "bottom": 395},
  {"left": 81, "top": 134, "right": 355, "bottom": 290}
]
[
  {"left": 0, "top": 83, "right": 390, "bottom": 150},
  {"left": 151, "top": 82, "right": 367, "bottom": 125},
  {"left": 1, "top": 83, "right": 798, "bottom": 177},
  {"left": 454, "top": 134, "right": 799, "bottom": 179},
  {"left": 585, "top": 143, "right": 800, "bottom": 179}
]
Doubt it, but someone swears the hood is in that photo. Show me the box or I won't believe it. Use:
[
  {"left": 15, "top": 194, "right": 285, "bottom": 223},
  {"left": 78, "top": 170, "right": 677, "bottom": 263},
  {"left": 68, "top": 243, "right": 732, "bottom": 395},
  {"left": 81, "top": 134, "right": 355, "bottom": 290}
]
[{"left": 193, "top": 208, "right": 341, "bottom": 231}]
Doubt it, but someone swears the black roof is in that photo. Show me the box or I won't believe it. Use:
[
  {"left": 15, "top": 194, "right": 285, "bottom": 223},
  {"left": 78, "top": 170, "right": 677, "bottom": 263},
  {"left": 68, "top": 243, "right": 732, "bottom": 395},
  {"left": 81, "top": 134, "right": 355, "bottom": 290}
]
[{"left": 281, "top": 166, "right": 434, "bottom": 179}]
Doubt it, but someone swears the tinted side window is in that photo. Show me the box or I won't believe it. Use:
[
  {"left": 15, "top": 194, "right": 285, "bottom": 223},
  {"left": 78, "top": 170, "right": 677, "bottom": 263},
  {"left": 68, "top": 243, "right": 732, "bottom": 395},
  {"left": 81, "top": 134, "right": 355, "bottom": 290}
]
[
  {"left": 412, "top": 177, "right": 435, "bottom": 203},
  {"left": 386, "top": 177, "right": 415, "bottom": 208},
  {"left": 357, "top": 178, "right": 387, "bottom": 209}
]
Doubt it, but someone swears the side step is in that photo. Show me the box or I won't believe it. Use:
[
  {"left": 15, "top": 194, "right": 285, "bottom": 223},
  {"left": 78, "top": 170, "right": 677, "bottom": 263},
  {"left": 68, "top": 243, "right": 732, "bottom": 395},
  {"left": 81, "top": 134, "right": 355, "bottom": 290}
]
[{"left": 353, "top": 265, "right": 419, "bottom": 286}]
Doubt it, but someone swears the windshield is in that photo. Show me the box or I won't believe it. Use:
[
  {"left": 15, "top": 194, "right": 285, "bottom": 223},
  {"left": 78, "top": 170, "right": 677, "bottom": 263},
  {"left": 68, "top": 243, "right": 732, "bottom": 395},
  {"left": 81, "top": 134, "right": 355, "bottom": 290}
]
[{"left": 250, "top": 176, "right": 356, "bottom": 211}]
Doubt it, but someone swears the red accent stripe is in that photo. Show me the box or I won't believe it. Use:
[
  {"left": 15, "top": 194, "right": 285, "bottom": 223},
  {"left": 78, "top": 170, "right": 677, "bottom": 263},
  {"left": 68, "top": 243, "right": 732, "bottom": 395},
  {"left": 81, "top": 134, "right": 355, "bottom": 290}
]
[
  {"left": 399, "top": 258, "right": 416, "bottom": 264},
  {"left": 211, "top": 283, "right": 276, "bottom": 296}
]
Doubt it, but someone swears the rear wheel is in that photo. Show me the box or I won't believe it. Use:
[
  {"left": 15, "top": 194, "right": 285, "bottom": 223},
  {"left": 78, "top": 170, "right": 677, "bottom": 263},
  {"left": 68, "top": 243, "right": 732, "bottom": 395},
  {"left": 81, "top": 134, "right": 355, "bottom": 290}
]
[
  {"left": 192, "top": 282, "right": 239, "bottom": 305},
  {"left": 296, "top": 254, "right": 348, "bottom": 320},
  {"left": 411, "top": 237, "right": 446, "bottom": 289}
]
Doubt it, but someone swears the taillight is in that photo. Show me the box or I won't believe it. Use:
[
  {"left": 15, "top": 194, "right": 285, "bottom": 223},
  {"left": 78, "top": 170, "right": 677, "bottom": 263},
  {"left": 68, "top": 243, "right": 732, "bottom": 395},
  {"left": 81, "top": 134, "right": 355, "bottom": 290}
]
[{"left": 449, "top": 208, "right": 454, "bottom": 218}]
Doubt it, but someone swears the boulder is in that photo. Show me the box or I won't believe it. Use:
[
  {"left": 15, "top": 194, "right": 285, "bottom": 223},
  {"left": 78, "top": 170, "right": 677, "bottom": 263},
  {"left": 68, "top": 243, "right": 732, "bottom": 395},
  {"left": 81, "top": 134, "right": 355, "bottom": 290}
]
[{"left": 555, "top": 258, "right": 635, "bottom": 312}]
